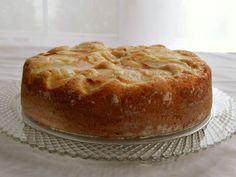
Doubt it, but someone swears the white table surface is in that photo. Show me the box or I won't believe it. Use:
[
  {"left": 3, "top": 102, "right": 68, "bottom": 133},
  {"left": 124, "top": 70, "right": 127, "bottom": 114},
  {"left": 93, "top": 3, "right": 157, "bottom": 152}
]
[{"left": 0, "top": 48, "right": 236, "bottom": 177}]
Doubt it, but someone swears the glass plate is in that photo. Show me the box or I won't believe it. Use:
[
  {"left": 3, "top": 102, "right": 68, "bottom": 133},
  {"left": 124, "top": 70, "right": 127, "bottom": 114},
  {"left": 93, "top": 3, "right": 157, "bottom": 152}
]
[{"left": 0, "top": 81, "right": 236, "bottom": 161}]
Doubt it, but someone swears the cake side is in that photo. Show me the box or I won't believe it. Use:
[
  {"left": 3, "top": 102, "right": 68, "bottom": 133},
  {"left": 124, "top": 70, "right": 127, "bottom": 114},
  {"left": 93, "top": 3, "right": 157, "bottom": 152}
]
[{"left": 21, "top": 42, "right": 212, "bottom": 138}]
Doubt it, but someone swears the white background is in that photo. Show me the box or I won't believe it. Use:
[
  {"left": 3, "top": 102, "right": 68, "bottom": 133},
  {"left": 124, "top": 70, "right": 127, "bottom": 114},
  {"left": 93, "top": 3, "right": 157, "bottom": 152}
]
[{"left": 0, "top": 0, "right": 236, "bottom": 52}]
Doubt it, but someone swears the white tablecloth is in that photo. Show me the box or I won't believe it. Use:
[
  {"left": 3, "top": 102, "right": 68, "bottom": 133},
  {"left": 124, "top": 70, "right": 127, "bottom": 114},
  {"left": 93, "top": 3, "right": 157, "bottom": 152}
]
[{"left": 0, "top": 48, "right": 236, "bottom": 177}]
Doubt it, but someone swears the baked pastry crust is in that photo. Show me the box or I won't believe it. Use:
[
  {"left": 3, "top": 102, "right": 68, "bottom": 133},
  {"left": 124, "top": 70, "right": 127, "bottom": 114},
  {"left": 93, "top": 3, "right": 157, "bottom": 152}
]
[{"left": 21, "top": 42, "right": 212, "bottom": 138}]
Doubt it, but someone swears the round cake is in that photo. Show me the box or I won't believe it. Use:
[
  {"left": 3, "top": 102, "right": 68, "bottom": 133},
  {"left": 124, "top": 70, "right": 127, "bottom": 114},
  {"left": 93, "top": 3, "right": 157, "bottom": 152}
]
[{"left": 21, "top": 42, "right": 212, "bottom": 139}]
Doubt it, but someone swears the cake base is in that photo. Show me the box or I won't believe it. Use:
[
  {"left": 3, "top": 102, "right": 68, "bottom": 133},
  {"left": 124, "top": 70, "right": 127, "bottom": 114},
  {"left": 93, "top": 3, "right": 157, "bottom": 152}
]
[{"left": 22, "top": 110, "right": 212, "bottom": 144}]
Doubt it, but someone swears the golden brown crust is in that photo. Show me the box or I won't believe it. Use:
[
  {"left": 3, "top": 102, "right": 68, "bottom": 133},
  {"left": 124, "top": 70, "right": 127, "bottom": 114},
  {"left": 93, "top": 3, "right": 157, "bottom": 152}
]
[{"left": 21, "top": 42, "right": 212, "bottom": 138}]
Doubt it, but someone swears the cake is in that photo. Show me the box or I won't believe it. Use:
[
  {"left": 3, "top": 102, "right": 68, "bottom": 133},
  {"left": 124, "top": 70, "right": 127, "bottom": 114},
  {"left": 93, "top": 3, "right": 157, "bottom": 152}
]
[{"left": 21, "top": 42, "right": 212, "bottom": 139}]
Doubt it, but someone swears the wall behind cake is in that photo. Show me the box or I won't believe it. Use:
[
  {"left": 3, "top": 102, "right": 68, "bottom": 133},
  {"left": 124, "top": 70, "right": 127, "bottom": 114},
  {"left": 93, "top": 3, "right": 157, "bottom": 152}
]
[{"left": 0, "top": 0, "right": 235, "bottom": 52}]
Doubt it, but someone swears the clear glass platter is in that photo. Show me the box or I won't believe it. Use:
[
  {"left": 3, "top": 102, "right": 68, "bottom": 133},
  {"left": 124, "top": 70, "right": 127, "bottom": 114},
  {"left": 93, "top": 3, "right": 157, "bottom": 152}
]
[{"left": 0, "top": 81, "right": 236, "bottom": 161}]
